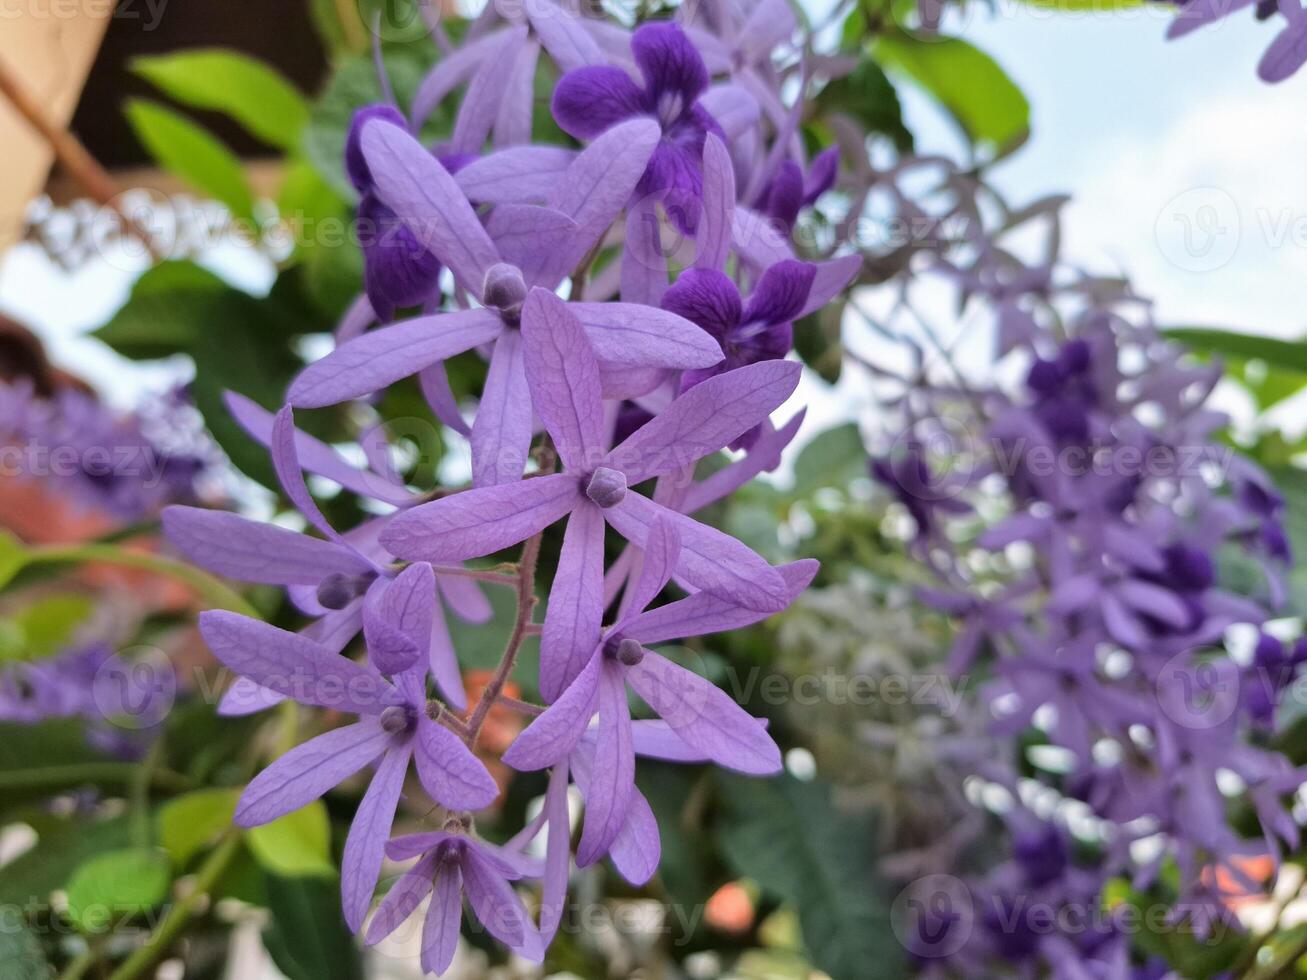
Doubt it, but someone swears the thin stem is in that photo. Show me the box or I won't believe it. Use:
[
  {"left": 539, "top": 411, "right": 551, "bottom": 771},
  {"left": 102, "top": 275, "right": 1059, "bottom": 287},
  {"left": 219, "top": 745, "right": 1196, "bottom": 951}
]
[
  {"left": 21, "top": 544, "right": 258, "bottom": 617},
  {"left": 466, "top": 442, "right": 556, "bottom": 743},
  {"left": 106, "top": 831, "right": 244, "bottom": 980},
  {"left": 498, "top": 695, "right": 545, "bottom": 717},
  {"left": 56, "top": 947, "right": 98, "bottom": 980}
]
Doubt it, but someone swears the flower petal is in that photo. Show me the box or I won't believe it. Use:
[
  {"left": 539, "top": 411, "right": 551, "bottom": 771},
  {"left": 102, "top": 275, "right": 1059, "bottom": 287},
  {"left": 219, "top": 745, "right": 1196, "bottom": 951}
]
[
  {"left": 234, "top": 720, "right": 389, "bottom": 826},
  {"left": 606, "top": 360, "right": 801, "bottom": 482},
  {"left": 617, "top": 514, "right": 680, "bottom": 623},
  {"left": 484, "top": 205, "right": 580, "bottom": 289},
  {"left": 470, "top": 331, "right": 534, "bottom": 487},
  {"left": 361, "top": 119, "right": 502, "bottom": 293},
  {"left": 288, "top": 309, "right": 502, "bottom": 408},
  {"left": 199, "top": 610, "right": 394, "bottom": 715},
  {"left": 506, "top": 649, "right": 603, "bottom": 771},
  {"left": 365, "top": 852, "right": 437, "bottom": 945},
  {"left": 660, "top": 268, "right": 742, "bottom": 344},
  {"left": 521, "top": 288, "right": 604, "bottom": 470},
  {"left": 163, "top": 506, "right": 370, "bottom": 586},
  {"left": 527, "top": 0, "right": 605, "bottom": 71},
  {"left": 462, "top": 848, "right": 538, "bottom": 953},
  {"left": 570, "top": 301, "right": 723, "bottom": 369},
  {"left": 540, "top": 506, "right": 607, "bottom": 702},
  {"left": 627, "top": 652, "right": 781, "bottom": 774},
  {"left": 380, "top": 473, "right": 583, "bottom": 561},
  {"left": 415, "top": 718, "right": 500, "bottom": 810},
  {"left": 696, "top": 133, "right": 735, "bottom": 271},
  {"left": 455, "top": 146, "right": 577, "bottom": 204},
  {"left": 576, "top": 662, "right": 636, "bottom": 865},
  {"left": 631, "top": 21, "right": 708, "bottom": 105},
  {"left": 796, "top": 254, "right": 861, "bottom": 319},
  {"left": 342, "top": 744, "right": 411, "bottom": 931},
  {"left": 603, "top": 494, "right": 788, "bottom": 610},
  {"left": 742, "top": 260, "right": 816, "bottom": 325},
  {"left": 451, "top": 25, "right": 528, "bottom": 152},
  {"left": 420, "top": 863, "right": 464, "bottom": 976},
  {"left": 552, "top": 65, "right": 649, "bottom": 141}
]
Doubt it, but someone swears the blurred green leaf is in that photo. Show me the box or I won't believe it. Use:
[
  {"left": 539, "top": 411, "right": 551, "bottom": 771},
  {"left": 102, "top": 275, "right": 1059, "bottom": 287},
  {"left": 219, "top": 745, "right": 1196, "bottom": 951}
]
[
  {"left": 247, "top": 801, "right": 334, "bottom": 878},
  {"left": 0, "top": 814, "right": 129, "bottom": 908},
  {"left": 792, "top": 423, "right": 867, "bottom": 497},
  {"left": 304, "top": 50, "right": 437, "bottom": 197},
  {"left": 3, "top": 594, "right": 95, "bottom": 662},
  {"left": 92, "top": 261, "right": 227, "bottom": 359},
  {"left": 794, "top": 297, "right": 846, "bottom": 384},
  {"left": 1165, "top": 327, "right": 1307, "bottom": 373},
  {"left": 65, "top": 847, "right": 171, "bottom": 933},
  {"left": 0, "top": 531, "right": 27, "bottom": 590},
  {"left": 131, "top": 50, "right": 309, "bottom": 150},
  {"left": 124, "top": 99, "right": 257, "bottom": 225},
  {"left": 718, "top": 775, "right": 901, "bottom": 980},
  {"left": 158, "top": 788, "right": 239, "bottom": 866},
  {"left": 874, "top": 35, "right": 1029, "bottom": 155},
  {"left": 817, "top": 56, "right": 912, "bottom": 153},
  {"left": 263, "top": 874, "right": 365, "bottom": 980}
]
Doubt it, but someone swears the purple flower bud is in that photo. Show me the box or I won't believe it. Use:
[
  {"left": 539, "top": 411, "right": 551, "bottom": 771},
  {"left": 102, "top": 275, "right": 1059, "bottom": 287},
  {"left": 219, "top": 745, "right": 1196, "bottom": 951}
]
[
  {"left": 616, "top": 638, "right": 645, "bottom": 666},
  {"left": 586, "top": 467, "right": 628, "bottom": 508},
  {"left": 482, "top": 263, "right": 527, "bottom": 316},
  {"left": 345, "top": 104, "right": 408, "bottom": 193},
  {"left": 317, "top": 571, "right": 371, "bottom": 610},
  {"left": 380, "top": 704, "right": 415, "bottom": 735}
]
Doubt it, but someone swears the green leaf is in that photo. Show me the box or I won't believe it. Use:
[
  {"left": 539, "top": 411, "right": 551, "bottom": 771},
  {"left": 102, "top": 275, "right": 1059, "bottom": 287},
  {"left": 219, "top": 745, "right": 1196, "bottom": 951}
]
[
  {"left": 92, "top": 261, "right": 227, "bottom": 359},
  {"left": 304, "top": 50, "right": 441, "bottom": 197},
  {"left": 65, "top": 847, "right": 171, "bottom": 933},
  {"left": 816, "top": 56, "right": 912, "bottom": 153},
  {"left": 793, "top": 297, "right": 846, "bottom": 384},
  {"left": 0, "top": 531, "right": 27, "bottom": 590},
  {"left": 874, "top": 35, "right": 1029, "bottom": 155},
  {"left": 158, "top": 788, "right": 239, "bottom": 866},
  {"left": 0, "top": 814, "right": 129, "bottom": 908},
  {"left": 792, "top": 423, "right": 867, "bottom": 497},
  {"left": 263, "top": 875, "right": 365, "bottom": 980},
  {"left": 247, "top": 801, "right": 334, "bottom": 878},
  {"left": 124, "top": 99, "right": 257, "bottom": 225},
  {"left": 718, "top": 775, "right": 901, "bottom": 980},
  {"left": 0, "top": 921, "right": 51, "bottom": 980},
  {"left": 1163, "top": 327, "right": 1307, "bottom": 373},
  {"left": 130, "top": 50, "right": 309, "bottom": 150},
  {"left": 3, "top": 594, "right": 95, "bottom": 661}
]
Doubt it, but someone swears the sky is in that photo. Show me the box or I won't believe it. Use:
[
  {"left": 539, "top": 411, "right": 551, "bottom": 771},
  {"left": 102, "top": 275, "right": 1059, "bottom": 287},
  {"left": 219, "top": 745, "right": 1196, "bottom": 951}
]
[{"left": 1, "top": 6, "right": 1304, "bottom": 434}]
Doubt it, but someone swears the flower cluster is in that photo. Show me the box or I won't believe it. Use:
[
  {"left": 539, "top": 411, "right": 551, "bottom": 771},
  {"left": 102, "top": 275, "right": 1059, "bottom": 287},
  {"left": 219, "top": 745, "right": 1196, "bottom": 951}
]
[
  {"left": 874, "top": 253, "right": 1302, "bottom": 974},
  {"left": 165, "top": 5, "right": 854, "bottom": 972},
  {"left": 1166, "top": 0, "right": 1307, "bottom": 82},
  {"left": 0, "top": 379, "right": 212, "bottom": 521}
]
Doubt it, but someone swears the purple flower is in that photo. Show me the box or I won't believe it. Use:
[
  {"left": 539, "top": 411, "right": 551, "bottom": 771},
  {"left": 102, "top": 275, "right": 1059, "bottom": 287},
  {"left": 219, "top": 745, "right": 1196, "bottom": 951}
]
[
  {"left": 378, "top": 288, "right": 800, "bottom": 700},
  {"left": 198, "top": 610, "right": 497, "bottom": 931},
  {"left": 166, "top": 407, "right": 476, "bottom": 705},
  {"left": 502, "top": 519, "right": 809, "bottom": 858},
  {"left": 552, "top": 22, "right": 725, "bottom": 234},
  {"left": 662, "top": 260, "right": 816, "bottom": 394},
  {"left": 364, "top": 825, "right": 543, "bottom": 974},
  {"left": 755, "top": 148, "right": 839, "bottom": 234},
  {"left": 288, "top": 116, "right": 722, "bottom": 484}
]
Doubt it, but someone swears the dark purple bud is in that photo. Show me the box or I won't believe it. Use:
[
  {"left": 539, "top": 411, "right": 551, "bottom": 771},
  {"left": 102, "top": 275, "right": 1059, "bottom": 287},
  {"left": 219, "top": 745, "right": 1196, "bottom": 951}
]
[
  {"left": 1254, "top": 632, "right": 1285, "bottom": 669},
  {"left": 482, "top": 263, "right": 528, "bottom": 314},
  {"left": 1163, "top": 543, "right": 1214, "bottom": 592},
  {"left": 586, "top": 467, "right": 627, "bottom": 508},
  {"left": 1026, "top": 357, "right": 1063, "bottom": 395},
  {"left": 380, "top": 704, "right": 415, "bottom": 735},
  {"left": 345, "top": 104, "right": 408, "bottom": 193},
  {"left": 616, "top": 638, "right": 645, "bottom": 666},
  {"left": 317, "top": 571, "right": 371, "bottom": 610},
  {"left": 1056, "top": 338, "right": 1092, "bottom": 375}
]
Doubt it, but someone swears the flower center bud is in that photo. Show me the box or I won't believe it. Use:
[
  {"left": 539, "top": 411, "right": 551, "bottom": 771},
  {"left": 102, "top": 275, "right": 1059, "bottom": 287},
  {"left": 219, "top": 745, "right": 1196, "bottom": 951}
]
[
  {"left": 482, "top": 263, "right": 527, "bottom": 324},
  {"left": 316, "top": 570, "right": 374, "bottom": 610},
  {"left": 615, "top": 638, "right": 645, "bottom": 667},
  {"left": 380, "top": 704, "right": 415, "bottom": 735},
  {"left": 586, "top": 467, "right": 627, "bottom": 508}
]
